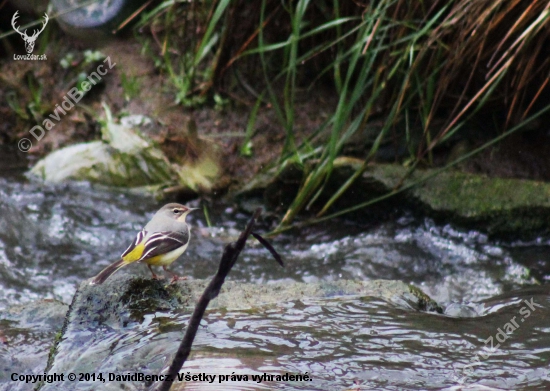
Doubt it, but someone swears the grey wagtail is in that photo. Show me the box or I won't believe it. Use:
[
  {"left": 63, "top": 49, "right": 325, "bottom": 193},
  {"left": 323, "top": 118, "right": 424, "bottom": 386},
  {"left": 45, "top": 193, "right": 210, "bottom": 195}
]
[{"left": 91, "top": 203, "right": 198, "bottom": 285}]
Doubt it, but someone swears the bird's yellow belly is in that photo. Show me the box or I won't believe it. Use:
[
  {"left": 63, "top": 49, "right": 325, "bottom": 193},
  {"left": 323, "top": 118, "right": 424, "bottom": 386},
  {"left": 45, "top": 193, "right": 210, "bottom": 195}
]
[{"left": 144, "top": 243, "right": 188, "bottom": 266}]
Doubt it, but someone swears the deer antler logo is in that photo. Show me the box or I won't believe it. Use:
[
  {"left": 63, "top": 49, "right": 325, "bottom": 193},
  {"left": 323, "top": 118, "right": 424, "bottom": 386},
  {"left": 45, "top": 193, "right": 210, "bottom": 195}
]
[{"left": 12, "top": 11, "right": 49, "bottom": 54}]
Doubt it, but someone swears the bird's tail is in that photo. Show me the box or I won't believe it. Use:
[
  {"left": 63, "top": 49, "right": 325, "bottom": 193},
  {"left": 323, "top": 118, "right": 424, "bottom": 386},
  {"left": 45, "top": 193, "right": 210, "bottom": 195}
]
[{"left": 90, "top": 259, "right": 127, "bottom": 285}]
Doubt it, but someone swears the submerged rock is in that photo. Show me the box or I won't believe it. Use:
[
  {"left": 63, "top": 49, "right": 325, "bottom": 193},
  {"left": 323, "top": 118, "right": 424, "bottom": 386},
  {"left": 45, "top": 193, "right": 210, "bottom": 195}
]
[
  {"left": 40, "top": 275, "right": 440, "bottom": 390},
  {"left": 0, "top": 300, "right": 68, "bottom": 389}
]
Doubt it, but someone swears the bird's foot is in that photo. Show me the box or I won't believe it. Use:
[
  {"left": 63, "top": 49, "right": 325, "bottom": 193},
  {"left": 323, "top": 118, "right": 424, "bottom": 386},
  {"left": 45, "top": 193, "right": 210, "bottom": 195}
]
[{"left": 169, "top": 275, "right": 188, "bottom": 284}]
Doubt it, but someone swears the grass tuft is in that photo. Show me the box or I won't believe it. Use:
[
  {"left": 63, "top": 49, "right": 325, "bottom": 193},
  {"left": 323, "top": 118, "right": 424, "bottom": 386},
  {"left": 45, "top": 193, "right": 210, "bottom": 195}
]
[{"left": 136, "top": 0, "right": 550, "bottom": 226}]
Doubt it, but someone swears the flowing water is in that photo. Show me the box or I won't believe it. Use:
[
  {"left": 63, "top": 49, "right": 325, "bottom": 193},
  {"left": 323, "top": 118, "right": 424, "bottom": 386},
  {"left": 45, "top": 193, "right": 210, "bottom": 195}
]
[{"left": 1, "top": 147, "right": 550, "bottom": 390}]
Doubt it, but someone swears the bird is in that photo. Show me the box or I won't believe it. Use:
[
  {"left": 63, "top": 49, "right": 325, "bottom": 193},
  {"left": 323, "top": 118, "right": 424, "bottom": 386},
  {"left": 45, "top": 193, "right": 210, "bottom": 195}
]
[{"left": 90, "top": 203, "right": 198, "bottom": 285}]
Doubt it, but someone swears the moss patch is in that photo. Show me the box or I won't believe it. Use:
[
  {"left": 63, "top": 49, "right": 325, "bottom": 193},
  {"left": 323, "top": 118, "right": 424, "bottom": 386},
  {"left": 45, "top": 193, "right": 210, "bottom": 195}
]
[{"left": 367, "top": 164, "right": 550, "bottom": 237}]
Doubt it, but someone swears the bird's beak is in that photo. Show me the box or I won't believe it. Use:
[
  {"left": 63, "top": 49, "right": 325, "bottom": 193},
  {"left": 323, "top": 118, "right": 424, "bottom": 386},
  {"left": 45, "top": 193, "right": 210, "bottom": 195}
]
[{"left": 177, "top": 207, "right": 199, "bottom": 222}]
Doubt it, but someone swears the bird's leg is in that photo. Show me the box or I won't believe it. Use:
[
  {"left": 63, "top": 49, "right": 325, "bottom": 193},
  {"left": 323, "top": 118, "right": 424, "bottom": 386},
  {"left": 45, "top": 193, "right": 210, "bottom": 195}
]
[
  {"left": 163, "top": 266, "right": 187, "bottom": 283},
  {"left": 147, "top": 264, "right": 162, "bottom": 280}
]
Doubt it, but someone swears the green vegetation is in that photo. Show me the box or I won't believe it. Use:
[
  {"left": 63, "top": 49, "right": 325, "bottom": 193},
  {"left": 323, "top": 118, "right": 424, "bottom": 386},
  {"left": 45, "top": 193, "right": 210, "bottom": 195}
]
[
  {"left": 120, "top": 73, "right": 140, "bottom": 101},
  {"left": 136, "top": 0, "right": 550, "bottom": 227},
  {"left": 2, "top": 1, "right": 547, "bottom": 228},
  {"left": 136, "top": 0, "right": 232, "bottom": 107}
]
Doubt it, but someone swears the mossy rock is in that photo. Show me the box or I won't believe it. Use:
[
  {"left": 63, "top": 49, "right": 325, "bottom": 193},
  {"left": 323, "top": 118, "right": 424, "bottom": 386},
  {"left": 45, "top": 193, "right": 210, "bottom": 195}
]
[
  {"left": 40, "top": 275, "right": 440, "bottom": 391},
  {"left": 367, "top": 164, "right": 550, "bottom": 237},
  {"left": 238, "top": 159, "right": 550, "bottom": 238}
]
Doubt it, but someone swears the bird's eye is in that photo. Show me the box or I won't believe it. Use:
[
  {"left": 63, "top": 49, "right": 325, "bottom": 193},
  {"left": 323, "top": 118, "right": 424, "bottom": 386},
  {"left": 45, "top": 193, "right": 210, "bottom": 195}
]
[{"left": 173, "top": 208, "right": 181, "bottom": 214}]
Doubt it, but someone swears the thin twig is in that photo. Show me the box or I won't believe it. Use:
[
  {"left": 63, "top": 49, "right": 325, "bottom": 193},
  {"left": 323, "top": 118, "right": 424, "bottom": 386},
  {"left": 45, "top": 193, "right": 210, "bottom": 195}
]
[{"left": 154, "top": 208, "right": 282, "bottom": 391}]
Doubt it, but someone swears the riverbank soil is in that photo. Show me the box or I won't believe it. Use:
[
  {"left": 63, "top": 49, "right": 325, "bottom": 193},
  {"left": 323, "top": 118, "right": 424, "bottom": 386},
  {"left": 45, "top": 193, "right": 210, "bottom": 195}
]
[
  {"left": 2, "top": 18, "right": 550, "bottom": 194},
  {"left": 1, "top": 33, "right": 335, "bottom": 191}
]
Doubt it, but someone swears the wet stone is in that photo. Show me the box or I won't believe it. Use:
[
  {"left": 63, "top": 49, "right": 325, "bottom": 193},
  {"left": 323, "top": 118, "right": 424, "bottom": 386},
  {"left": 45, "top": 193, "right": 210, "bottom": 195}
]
[{"left": 41, "top": 275, "right": 439, "bottom": 390}]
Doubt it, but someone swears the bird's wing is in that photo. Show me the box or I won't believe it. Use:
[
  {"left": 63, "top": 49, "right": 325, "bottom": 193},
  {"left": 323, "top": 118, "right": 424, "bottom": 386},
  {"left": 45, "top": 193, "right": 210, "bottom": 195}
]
[
  {"left": 121, "top": 230, "right": 147, "bottom": 262},
  {"left": 138, "top": 230, "right": 190, "bottom": 261}
]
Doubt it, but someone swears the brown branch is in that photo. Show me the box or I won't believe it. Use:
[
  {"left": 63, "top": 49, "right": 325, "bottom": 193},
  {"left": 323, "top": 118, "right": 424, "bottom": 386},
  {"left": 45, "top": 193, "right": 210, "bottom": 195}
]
[{"left": 154, "top": 208, "right": 282, "bottom": 391}]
